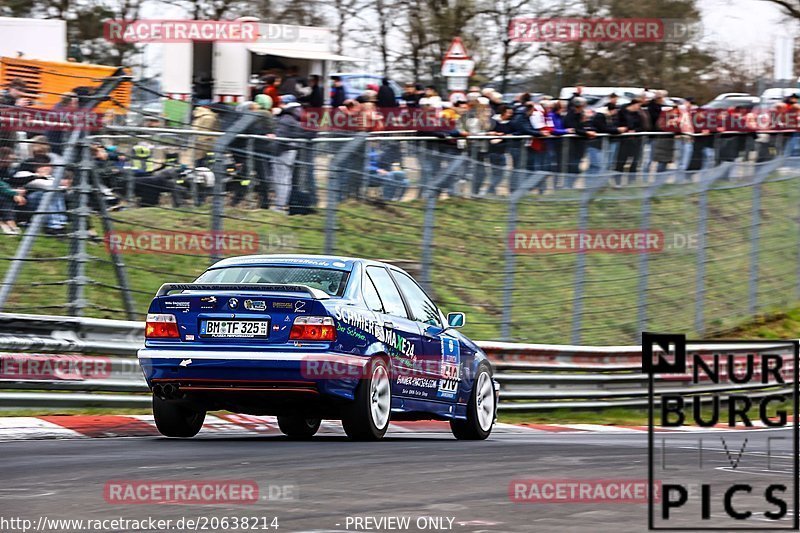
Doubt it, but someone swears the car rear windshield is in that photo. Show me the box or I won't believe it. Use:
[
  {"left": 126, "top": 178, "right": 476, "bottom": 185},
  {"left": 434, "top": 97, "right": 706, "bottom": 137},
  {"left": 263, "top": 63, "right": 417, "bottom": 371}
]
[{"left": 195, "top": 266, "right": 350, "bottom": 297}]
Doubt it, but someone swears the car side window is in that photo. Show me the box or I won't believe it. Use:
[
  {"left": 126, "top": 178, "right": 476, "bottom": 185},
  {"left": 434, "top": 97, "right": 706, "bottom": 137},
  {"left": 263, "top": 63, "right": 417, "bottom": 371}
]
[
  {"left": 362, "top": 272, "right": 384, "bottom": 312},
  {"left": 366, "top": 267, "right": 407, "bottom": 318},
  {"left": 391, "top": 271, "right": 442, "bottom": 327}
]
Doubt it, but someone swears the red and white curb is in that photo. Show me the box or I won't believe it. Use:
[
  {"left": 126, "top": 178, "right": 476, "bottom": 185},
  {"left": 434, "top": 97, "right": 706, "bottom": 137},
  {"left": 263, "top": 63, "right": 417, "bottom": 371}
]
[{"left": 0, "top": 416, "right": 791, "bottom": 441}]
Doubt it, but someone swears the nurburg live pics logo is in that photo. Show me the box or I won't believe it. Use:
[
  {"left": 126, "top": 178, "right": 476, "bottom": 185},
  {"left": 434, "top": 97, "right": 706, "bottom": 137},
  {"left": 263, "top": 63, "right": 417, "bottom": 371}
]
[{"left": 642, "top": 332, "right": 800, "bottom": 530}]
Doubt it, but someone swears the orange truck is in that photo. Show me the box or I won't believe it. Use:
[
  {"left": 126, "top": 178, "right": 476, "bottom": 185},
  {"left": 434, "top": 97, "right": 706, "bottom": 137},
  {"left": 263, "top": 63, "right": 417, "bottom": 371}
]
[{"left": 0, "top": 57, "right": 131, "bottom": 114}]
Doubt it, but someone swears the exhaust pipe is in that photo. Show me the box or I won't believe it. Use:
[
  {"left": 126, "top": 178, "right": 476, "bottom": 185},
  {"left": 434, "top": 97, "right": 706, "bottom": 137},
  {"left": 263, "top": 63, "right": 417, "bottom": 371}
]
[
  {"left": 163, "top": 383, "right": 178, "bottom": 398},
  {"left": 152, "top": 384, "right": 164, "bottom": 397}
]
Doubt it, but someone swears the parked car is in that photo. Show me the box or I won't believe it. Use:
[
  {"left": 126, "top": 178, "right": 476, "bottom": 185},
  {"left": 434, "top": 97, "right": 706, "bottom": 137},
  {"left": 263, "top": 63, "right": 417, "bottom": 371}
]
[
  {"left": 331, "top": 73, "right": 402, "bottom": 102},
  {"left": 138, "top": 254, "right": 498, "bottom": 441},
  {"left": 760, "top": 87, "right": 799, "bottom": 106},
  {"left": 701, "top": 95, "right": 760, "bottom": 110}
]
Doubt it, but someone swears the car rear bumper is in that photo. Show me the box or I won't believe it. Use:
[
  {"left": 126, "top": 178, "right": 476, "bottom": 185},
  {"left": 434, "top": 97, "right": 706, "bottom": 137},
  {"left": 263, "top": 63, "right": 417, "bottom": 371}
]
[{"left": 137, "top": 348, "right": 370, "bottom": 401}]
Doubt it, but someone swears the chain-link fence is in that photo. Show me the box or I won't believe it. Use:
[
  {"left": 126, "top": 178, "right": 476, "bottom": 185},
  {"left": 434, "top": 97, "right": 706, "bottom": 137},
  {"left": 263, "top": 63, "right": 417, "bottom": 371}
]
[{"left": 2, "top": 78, "right": 800, "bottom": 344}]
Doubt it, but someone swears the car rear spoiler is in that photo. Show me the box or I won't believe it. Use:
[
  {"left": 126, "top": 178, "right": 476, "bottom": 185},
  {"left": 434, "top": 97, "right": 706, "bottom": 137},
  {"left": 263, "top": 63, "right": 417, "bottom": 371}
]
[{"left": 155, "top": 283, "right": 331, "bottom": 300}]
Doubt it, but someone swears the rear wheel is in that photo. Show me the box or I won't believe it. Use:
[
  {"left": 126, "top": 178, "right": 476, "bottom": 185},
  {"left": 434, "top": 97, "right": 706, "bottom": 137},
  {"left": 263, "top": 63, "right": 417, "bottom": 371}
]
[
  {"left": 342, "top": 358, "right": 391, "bottom": 440},
  {"left": 277, "top": 416, "right": 321, "bottom": 440},
  {"left": 450, "top": 366, "right": 495, "bottom": 440},
  {"left": 152, "top": 395, "right": 206, "bottom": 438}
]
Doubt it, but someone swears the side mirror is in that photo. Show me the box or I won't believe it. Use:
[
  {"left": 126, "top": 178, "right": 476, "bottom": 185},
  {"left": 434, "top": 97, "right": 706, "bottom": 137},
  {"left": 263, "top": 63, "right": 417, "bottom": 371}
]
[{"left": 447, "top": 312, "right": 465, "bottom": 328}]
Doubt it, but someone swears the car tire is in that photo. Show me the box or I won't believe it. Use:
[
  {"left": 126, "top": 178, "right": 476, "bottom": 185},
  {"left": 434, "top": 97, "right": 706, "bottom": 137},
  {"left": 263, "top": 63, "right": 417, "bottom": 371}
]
[
  {"left": 450, "top": 365, "right": 495, "bottom": 440},
  {"left": 152, "top": 395, "right": 206, "bottom": 438},
  {"left": 342, "top": 358, "right": 391, "bottom": 441},
  {"left": 277, "top": 416, "right": 321, "bottom": 440}
]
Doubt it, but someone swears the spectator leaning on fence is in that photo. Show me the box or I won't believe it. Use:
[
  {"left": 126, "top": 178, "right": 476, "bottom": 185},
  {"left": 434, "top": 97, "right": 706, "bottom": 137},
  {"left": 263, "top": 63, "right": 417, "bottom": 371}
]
[
  {"left": 462, "top": 93, "right": 493, "bottom": 196},
  {"left": 648, "top": 90, "right": 674, "bottom": 174},
  {"left": 587, "top": 103, "right": 626, "bottom": 175},
  {"left": 485, "top": 104, "right": 514, "bottom": 195},
  {"left": 251, "top": 94, "right": 277, "bottom": 209},
  {"left": 562, "top": 97, "right": 596, "bottom": 184},
  {"left": 614, "top": 96, "right": 650, "bottom": 182},
  {"left": 272, "top": 95, "right": 314, "bottom": 213}
]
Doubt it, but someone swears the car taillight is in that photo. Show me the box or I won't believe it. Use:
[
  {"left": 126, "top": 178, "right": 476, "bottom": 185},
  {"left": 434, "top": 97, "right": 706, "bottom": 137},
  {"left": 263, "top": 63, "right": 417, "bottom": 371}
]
[
  {"left": 289, "top": 316, "right": 336, "bottom": 341},
  {"left": 146, "top": 313, "right": 180, "bottom": 338}
]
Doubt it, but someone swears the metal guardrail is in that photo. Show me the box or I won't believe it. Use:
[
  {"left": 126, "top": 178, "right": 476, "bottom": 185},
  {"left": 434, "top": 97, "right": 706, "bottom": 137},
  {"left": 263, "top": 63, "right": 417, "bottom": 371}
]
[{"left": 0, "top": 314, "right": 793, "bottom": 410}]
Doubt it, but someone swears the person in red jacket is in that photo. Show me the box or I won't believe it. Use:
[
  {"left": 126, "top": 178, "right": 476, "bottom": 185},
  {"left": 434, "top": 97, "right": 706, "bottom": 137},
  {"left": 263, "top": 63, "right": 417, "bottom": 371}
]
[{"left": 262, "top": 75, "right": 282, "bottom": 108}]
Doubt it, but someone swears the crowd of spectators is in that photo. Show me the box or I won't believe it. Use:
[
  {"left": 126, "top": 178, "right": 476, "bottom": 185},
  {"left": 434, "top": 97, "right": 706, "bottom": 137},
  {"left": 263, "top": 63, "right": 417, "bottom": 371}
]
[{"left": 1, "top": 71, "right": 799, "bottom": 235}]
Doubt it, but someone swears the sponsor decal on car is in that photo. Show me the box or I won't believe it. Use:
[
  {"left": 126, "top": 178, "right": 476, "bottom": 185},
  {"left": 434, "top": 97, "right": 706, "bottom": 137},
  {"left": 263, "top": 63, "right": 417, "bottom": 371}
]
[
  {"left": 437, "top": 336, "right": 460, "bottom": 399},
  {"left": 334, "top": 306, "right": 416, "bottom": 359}
]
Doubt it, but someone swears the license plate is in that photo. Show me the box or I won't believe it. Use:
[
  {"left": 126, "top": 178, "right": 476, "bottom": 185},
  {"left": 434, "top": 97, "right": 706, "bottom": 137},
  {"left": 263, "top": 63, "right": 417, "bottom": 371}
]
[{"left": 200, "top": 320, "right": 269, "bottom": 338}]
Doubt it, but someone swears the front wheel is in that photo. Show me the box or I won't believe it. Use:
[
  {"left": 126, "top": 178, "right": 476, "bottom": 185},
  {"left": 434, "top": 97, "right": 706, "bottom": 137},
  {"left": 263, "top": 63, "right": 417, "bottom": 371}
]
[
  {"left": 450, "top": 366, "right": 495, "bottom": 440},
  {"left": 152, "top": 395, "right": 206, "bottom": 438},
  {"left": 277, "top": 416, "right": 321, "bottom": 440},
  {"left": 342, "top": 358, "right": 391, "bottom": 440}
]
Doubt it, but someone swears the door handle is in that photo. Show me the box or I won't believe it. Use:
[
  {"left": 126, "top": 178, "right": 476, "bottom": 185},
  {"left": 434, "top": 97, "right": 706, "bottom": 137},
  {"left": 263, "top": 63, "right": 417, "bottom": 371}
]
[{"left": 383, "top": 321, "right": 393, "bottom": 329}]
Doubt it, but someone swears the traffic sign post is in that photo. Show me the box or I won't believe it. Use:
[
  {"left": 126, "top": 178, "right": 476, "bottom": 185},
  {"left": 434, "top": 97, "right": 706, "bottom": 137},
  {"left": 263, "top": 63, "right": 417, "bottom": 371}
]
[{"left": 441, "top": 37, "right": 473, "bottom": 101}]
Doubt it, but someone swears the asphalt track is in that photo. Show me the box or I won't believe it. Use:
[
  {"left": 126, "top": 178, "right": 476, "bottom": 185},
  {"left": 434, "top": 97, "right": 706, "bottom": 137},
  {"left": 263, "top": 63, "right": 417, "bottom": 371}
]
[{"left": 0, "top": 425, "right": 796, "bottom": 533}]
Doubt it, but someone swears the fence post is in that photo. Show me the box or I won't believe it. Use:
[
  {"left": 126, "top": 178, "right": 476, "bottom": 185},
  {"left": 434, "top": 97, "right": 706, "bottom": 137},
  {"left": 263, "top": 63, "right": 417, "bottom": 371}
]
[
  {"left": 306, "top": 140, "right": 318, "bottom": 207},
  {"left": 210, "top": 113, "right": 258, "bottom": 262},
  {"left": 66, "top": 141, "right": 93, "bottom": 316},
  {"left": 501, "top": 171, "right": 548, "bottom": 340},
  {"left": 91, "top": 169, "right": 136, "bottom": 320},
  {"left": 570, "top": 179, "right": 606, "bottom": 345},
  {"left": 325, "top": 134, "right": 368, "bottom": 254},
  {"left": 748, "top": 171, "right": 763, "bottom": 315},
  {"left": 694, "top": 163, "right": 731, "bottom": 335},
  {"left": 748, "top": 159, "right": 781, "bottom": 314},
  {"left": 636, "top": 172, "right": 672, "bottom": 337},
  {"left": 419, "top": 155, "right": 468, "bottom": 291},
  {"left": 0, "top": 68, "right": 128, "bottom": 310}
]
